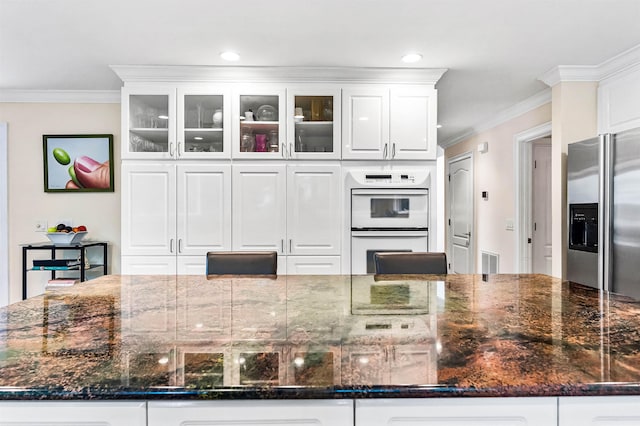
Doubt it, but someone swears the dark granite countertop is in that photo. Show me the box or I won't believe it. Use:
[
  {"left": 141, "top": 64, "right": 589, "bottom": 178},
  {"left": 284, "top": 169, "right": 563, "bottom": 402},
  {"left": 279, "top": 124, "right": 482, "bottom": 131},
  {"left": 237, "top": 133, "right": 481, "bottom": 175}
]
[{"left": 1, "top": 273, "right": 639, "bottom": 400}]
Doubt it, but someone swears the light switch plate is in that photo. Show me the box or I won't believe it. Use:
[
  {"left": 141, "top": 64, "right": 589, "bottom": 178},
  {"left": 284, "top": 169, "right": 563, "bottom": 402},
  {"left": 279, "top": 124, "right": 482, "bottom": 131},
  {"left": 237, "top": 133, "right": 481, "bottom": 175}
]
[
  {"left": 505, "top": 219, "right": 514, "bottom": 231},
  {"left": 35, "top": 220, "right": 48, "bottom": 232}
]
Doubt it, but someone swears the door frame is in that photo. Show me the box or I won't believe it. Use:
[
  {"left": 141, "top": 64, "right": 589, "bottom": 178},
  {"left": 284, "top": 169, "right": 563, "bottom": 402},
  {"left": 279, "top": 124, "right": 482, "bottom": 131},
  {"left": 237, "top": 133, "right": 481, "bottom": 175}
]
[
  {"left": 514, "top": 122, "right": 552, "bottom": 273},
  {"left": 446, "top": 151, "right": 474, "bottom": 273},
  {"left": 0, "top": 122, "right": 7, "bottom": 306}
]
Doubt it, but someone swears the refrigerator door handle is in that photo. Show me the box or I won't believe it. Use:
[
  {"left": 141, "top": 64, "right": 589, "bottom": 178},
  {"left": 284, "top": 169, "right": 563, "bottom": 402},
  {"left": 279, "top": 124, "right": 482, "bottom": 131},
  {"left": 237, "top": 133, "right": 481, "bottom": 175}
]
[{"left": 599, "top": 133, "right": 613, "bottom": 292}]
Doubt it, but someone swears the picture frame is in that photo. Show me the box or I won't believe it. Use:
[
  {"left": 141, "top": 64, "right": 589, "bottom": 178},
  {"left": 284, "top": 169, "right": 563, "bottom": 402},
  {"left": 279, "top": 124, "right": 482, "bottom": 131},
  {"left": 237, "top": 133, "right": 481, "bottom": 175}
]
[{"left": 43, "top": 134, "right": 114, "bottom": 192}]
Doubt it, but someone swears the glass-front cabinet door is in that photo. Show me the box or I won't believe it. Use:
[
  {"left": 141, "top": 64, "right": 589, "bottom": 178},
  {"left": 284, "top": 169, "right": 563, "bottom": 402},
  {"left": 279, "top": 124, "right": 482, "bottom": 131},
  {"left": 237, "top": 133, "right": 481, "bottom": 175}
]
[
  {"left": 232, "top": 87, "right": 286, "bottom": 159},
  {"left": 177, "top": 87, "right": 231, "bottom": 159},
  {"left": 122, "top": 87, "right": 175, "bottom": 159},
  {"left": 287, "top": 87, "right": 341, "bottom": 159}
]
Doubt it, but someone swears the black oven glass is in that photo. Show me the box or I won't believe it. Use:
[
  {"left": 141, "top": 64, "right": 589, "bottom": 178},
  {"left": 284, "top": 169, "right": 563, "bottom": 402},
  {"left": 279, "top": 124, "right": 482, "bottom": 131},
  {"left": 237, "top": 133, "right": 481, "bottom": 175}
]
[{"left": 370, "top": 198, "right": 410, "bottom": 218}]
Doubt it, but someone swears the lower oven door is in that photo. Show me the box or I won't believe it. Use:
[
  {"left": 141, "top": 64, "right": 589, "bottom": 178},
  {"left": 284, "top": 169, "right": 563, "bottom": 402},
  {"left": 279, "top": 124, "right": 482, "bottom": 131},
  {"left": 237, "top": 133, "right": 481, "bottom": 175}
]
[{"left": 351, "top": 230, "right": 429, "bottom": 274}]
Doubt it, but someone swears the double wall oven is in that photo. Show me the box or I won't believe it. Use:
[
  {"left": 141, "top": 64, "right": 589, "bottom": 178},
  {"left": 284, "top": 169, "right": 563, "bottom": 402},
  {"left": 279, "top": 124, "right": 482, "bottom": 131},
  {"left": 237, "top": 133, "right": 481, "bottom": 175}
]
[{"left": 348, "top": 170, "right": 430, "bottom": 274}]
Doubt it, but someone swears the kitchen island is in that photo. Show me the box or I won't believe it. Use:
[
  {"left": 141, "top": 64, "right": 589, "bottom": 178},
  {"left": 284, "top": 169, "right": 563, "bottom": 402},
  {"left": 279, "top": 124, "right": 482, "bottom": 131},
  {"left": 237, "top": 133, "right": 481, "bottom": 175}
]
[{"left": 1, "top": 273, "right": 640, "bottom": 425}]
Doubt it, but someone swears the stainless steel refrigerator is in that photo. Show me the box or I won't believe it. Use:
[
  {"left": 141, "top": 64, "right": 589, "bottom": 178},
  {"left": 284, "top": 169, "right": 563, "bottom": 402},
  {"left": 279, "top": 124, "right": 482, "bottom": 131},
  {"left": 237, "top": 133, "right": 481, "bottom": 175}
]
[{"left": 567, "top": 128, "right": 640, "bottom": 300}]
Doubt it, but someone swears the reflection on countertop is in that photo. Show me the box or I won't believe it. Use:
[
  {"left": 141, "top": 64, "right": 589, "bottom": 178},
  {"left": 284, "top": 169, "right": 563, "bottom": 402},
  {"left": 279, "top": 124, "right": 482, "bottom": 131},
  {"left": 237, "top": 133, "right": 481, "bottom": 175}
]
[{"left": 1, "top": 273, "right": 640, "bottom": 399}]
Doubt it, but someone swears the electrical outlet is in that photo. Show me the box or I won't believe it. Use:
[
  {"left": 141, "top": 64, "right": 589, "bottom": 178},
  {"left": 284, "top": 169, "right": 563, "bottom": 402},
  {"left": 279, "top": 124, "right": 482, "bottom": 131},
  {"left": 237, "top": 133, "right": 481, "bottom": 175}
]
[{"left": 35, "top": 220, "right": 48, "bottom": 232}]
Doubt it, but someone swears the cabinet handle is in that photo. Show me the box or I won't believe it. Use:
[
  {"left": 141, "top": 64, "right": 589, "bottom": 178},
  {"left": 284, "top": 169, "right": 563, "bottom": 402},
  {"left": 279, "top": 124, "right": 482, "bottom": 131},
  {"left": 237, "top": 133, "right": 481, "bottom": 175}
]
[
  {"left": 383, "top": 143, "right": 388, "bottom": 159},
  {"left": 290, "top": 143, "right": 294, "bottom": 159},
  {"left": 178, "top": 239, "right": 182, "bottom": 253},
  {"left": 281, "top": 239, "right": 284, "bottom": 254},
  {"left": 170, "top": 238, "right": 174, "bottom": 253},
  {"left": 281, "top": 143, "right": 286, "bottom": 158},
  {"left": 289, "top": 239, "right": 292, "bottom": 253},
  {"left": 177, "top": 142, "right": 182, "bottom": 157},
  {"left": 392, "top": 142, "right": 396, "bottom": 159},
  {"left": 169, "top": 142, "right": 175, "bottom": 157}
]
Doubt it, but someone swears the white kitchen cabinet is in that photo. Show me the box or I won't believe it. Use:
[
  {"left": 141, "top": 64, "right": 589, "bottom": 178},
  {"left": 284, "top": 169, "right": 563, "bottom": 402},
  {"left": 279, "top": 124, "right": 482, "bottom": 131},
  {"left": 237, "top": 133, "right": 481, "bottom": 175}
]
[
  {"left": 232, "top": 86, "right": 287, "bottom": 159},
  {"left": 232, "top": 163, "right": 341, "bottom": 274},
  {"left": 286, "top": 86, "right": 341, "bottom": 159},
  {"left": 148, "top": 400, "right": 353, "bottom": 426},
  {"left": 286, "top": 256, "right": 341, "bottom": 274},
  {"left": 0, "top": 401, "right": 146, "bottom": 426},
  {"left": 342, "top": 86, "right": 437, "bottom": 160},
  {"left": 559, "top": 396, "right": 640, "bottom": 425},
  {"left": 232, "top": 163, "right": 287, "bottom": 253},
  {"left": 122, "top": 162, "right": 231, "bottom": 274},
  {"left": 356, "top": 397, "right": 558, "bottom": 426},
  {"left": 122, "top": 86, "right": 231, "bottom": 159}
]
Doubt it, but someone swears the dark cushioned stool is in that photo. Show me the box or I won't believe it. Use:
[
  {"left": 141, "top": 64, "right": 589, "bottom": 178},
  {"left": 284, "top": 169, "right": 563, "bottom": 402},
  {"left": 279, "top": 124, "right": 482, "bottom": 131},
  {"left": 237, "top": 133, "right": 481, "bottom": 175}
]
[
  {"left": 373, "top": 252, "right": 448, "bottom": 275},
  {"left": 206, "top": 251, "right": 277, "bottom": 278}
]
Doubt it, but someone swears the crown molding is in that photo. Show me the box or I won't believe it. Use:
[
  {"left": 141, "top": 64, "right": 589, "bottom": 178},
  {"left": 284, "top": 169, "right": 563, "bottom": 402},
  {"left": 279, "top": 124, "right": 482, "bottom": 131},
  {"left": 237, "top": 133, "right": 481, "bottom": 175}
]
[
  {"left": 539, "top": 43, "right": 640, "bottom": 87},
  {"left": 110, "top": 65, "right": 448, "bottom": 85},
  {"left": 440, "top": 88, "right": 551, "bottom": 148},
  {"left": 537, "top": 65, "right": 600, "bottom": 87},
  {"left": 0, "top": 90, "right": 120, "bottom": 103}
]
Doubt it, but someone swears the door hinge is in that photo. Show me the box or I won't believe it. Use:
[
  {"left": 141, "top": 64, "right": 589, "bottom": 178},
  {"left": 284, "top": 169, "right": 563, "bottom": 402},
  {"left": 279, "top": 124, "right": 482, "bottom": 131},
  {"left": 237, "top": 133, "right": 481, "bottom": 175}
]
[
  {"left": 448, "top": 218, "right": 451, "bottom": 226},
  {"left": 528, "top": 237, "right": 532, "bottom": 243},
  {"left": 534, "top": 160, "right": 537, "bottom": 168},
  {"left": 448, "top": 174, "right": 451, "bottom": 181},
  {"left": 534, "top": 222, "right": 537, "bottom": 231}
]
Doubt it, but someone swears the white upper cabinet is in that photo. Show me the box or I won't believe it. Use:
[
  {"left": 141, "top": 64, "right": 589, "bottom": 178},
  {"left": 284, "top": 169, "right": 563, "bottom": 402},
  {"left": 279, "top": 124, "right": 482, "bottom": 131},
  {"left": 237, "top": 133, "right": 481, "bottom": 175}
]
[
  {"left": 232, "top": 86, "right": 287, "bottom": 159},
  {"left": 342, "top": 86, "right": 437, "bottom": 160},
  {"left": 342, "top": 87, "right": 389, "bottom": 160},
  {"left": 122, "top": 87, "right": 176, "bottom": 160},
  {"left": 390, "top": 86, "right": 437, "bottom": 160},
  {"left": 286, "top": 86, "right": 342, "bottom": 160},
  {"left": 122, "top": 86, "right": 231, "bottom": 159},
  {"left": 177, "top": 87, "right": 231, "bottom": 158}
]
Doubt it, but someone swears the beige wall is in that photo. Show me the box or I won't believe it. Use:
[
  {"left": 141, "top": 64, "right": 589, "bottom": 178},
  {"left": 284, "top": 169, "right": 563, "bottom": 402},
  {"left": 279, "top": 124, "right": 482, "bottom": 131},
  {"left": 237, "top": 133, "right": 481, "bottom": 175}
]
[
  {"left": 0, "top": 102, "right": 121, "bottom": 303},
  {"left": 550, "top": 81, "right": 598, "bottom": 278},
  {"left": 445, "top": 103, "right": 552, "bottom": 273}
]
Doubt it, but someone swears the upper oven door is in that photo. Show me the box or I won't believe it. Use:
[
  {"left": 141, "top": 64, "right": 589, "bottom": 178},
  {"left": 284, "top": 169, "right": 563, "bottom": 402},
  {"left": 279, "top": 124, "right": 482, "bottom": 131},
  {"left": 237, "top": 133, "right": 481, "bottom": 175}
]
[{"left": 351, "top": 188, "right": 428, "bottom": 230}]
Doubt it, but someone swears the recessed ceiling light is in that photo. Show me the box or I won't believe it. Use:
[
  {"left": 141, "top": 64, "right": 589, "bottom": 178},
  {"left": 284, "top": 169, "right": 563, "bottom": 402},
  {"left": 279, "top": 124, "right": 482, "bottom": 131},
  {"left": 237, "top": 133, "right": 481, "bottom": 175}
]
[
  {"left": 401, "top": 53, "right": 423, "bottom": 63},
  {"left": 220, "top": 51, "right": 240, "bottom": 61}
]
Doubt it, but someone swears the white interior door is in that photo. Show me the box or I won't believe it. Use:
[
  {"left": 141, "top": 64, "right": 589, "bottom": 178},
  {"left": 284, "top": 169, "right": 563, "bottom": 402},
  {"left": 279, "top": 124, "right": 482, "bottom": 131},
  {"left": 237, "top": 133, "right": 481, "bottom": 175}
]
[
  {"left": 448, "top": 154, "right": 473, "bottom": 273},
  {"left": 532, "top": 141, "right": 552, "bottom": 274}
]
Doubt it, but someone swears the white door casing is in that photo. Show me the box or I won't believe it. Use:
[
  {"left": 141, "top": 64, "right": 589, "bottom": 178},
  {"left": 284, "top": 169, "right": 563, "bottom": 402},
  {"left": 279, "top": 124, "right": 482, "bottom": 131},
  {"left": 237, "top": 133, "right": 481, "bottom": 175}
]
[
  {"left": 514, "top": 122, "right": 552, "bottom": 273},
  {"left": 532, "top": 140, "right": 552, "bottom": 274},
  {"left": 448, "top": 153, "right": 474, "bottom": 273},
  {"left": 0, "top": 122, "right": 7, "bottom": 307}
]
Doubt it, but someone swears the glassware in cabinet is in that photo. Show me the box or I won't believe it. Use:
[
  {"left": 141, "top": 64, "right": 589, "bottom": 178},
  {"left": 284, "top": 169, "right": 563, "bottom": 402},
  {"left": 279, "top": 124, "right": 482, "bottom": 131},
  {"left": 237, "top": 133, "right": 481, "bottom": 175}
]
[
  {"left": 181, "top": 94, "right": 225, "bottom": 155},
  {"left": 287, "top": 88, "right": 341, "bottom": 159},
  {"left": 127, "top": 93, "right": 171, "bottom": 156},
  {"left": 233, "top": 89, "right": 286, "bottom": 158}
]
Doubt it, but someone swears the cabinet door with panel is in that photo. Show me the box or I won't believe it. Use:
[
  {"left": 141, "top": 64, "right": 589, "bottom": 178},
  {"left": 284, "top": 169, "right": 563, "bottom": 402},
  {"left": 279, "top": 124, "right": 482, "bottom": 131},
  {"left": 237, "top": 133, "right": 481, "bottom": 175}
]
[
  {"left": 389, "top": 86, "right": 437, "bottom": 160},
  {"left": 287, "top": 86, "right": 341, "bottom": 159},
  {"left": 122, "top": 162, "right": 176, "bottom": 256},
  {"left": 176, "top": 163, "right": 231, "bottom": 255},
  {"left": 341, "top": 87, "right": 389, "bottom": 160},
  {"left": 342, "top": 86, "right": 437, "bottom": 160},
  {"left": 232, "top": 86, "right": 286, "bottom": 159},
  {"left": 0, "top": 401, "right": 146, "bottom": 426},
  {"left": 232, "top": 164, "right": 287, "bottom": 253},
  {"left": 356, "top": 398, "right": 558, "bottom": 426},
  {"left": 148, "top": 400, "right": 353, "bottom": 426},
  {"left": 122, "top": 87, "right": 176, "bottom": 160},
  {"left": 287, "top": 164, "right": 341, "bottom": 255},
  {"left": 559, "top": 396, "right": 640, "bottom": 425}
]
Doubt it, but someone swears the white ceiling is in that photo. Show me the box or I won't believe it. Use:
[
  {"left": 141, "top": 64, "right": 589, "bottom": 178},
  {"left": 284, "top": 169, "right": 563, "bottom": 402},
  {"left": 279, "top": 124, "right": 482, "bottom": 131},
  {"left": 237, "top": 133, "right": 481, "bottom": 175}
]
[{"left": 2, "top": 0, "right": 640, "bottom": 145}]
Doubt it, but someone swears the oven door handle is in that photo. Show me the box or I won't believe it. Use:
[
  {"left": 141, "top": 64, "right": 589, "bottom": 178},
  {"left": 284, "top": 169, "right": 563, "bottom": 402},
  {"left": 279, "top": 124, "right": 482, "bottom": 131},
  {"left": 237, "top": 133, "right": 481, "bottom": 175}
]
[
  {"left": 351, "top": 230, "right": 428, "bottom": 237},
  {"left": 351, "top": 189, "right": 428, "bottom": 196}
]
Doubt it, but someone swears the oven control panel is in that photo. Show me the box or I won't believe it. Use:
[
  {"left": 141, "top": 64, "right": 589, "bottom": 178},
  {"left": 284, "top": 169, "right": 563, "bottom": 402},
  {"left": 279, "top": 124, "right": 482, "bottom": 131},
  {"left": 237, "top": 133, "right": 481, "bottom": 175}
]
[{"left": 347, "top": 170, "right": 430, "bottom": 187}]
